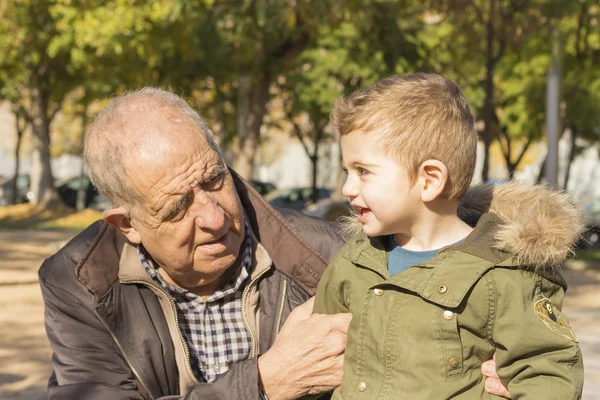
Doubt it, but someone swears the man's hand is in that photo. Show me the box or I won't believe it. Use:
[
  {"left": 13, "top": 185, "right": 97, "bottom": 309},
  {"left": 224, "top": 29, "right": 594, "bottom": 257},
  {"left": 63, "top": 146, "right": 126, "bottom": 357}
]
[
  {"left": 482, "top": 355, "right": 512, "bottom": 398},
  {"left": 258, "top": 297, "right": 351, "bottom": 400}
]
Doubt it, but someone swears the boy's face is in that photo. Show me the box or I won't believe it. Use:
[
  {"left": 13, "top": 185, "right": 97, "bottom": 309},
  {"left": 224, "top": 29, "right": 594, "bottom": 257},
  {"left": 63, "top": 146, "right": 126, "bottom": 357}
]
[{"left": 341, "top": 128, "right": 420, "bottom": 237}]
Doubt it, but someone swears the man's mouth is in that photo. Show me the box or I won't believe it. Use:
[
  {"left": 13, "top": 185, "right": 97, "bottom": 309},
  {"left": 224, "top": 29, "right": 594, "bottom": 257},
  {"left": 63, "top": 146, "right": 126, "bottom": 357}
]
[
  {"left": 199, "top": 231, "right": 229, "bottom": 248},
  {"left": 356, "top": 207, "right": 372, "bottom": 223}
]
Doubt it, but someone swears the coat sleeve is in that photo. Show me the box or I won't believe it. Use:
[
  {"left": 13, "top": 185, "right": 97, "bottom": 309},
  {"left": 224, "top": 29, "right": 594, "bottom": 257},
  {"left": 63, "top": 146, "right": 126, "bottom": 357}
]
[
  {"left": 491, "top": 269, "right": 584, "bottom": 400},
  {"left": 40, "top": 271, "right": 262, "bottom": 400},
  {"left": 312, "top": 256, "right": 348, "bottom": 315}
]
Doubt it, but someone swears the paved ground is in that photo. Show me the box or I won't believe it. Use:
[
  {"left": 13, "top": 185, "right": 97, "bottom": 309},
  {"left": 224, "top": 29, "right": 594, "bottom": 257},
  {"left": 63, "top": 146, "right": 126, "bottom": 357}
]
[{"left": 1, "top": 229, "right": 599, "bottom": 399}]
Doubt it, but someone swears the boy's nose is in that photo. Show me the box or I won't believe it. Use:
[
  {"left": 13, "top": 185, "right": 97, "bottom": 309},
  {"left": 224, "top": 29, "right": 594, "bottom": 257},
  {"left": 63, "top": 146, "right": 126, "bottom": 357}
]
[{"left": 342, "top": 176, "right": 358, "bottom": 199}]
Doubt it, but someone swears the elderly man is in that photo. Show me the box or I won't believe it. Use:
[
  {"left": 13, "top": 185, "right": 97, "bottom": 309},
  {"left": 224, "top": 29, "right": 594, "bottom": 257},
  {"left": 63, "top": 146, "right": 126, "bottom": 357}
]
[{"left": 39, "top": 88, "right": 510, "bottom": 399}]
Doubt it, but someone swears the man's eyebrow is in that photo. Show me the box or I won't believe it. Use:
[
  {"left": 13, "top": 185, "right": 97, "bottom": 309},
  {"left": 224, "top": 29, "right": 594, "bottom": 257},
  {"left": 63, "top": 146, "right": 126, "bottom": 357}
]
[
  {"left": 204, "top": 161, "right": 227, "bottom": 181},
  {"left": 161, "top": 190, "right": 193, "bottom": 221}
]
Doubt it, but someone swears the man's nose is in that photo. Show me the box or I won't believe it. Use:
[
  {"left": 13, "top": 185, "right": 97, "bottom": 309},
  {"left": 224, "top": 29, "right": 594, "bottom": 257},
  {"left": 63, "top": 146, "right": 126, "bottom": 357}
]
[{"left": 194, "top": 192, "right": 226, "bottom": 231}]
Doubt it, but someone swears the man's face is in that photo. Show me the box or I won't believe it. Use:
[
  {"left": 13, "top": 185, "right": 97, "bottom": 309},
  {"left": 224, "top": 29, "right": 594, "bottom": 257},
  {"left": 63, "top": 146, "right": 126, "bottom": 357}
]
[
  {"left": 125, "top": 121, "right": 245, "bottom": 295},
  {"left": 341, "top": 128, "right": 420, "bottom": 238}
]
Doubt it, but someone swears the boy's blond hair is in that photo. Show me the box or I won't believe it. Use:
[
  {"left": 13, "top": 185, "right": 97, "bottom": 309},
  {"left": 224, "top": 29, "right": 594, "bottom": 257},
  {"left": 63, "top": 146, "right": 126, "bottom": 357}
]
[{"left": 331, "top": 73, "right": 478, "bottom": 199}]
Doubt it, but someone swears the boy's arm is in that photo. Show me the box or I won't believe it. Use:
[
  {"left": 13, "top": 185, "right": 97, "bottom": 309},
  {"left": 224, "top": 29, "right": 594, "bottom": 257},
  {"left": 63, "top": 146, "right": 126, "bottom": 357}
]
[
  {"left": 491, "top": 269, "right": 584, "bottom": 399},
  {"left": 313, "top": 256, "right": 348, "bottom": 315}
]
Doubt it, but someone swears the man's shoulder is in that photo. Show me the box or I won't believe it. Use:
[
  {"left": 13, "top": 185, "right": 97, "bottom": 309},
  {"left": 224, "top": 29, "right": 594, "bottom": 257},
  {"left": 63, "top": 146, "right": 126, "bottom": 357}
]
[
  {"left": 276, "top": 208, "right": 346, "bottom": 262},
  {"left": 38, "top": 220, "right": 108, "bottom": 289}
]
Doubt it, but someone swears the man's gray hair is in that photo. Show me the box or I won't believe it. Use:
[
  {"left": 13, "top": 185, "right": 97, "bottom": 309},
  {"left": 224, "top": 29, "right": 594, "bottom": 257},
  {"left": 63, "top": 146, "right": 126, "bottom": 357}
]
[{"left": 83, "top": 87, "right": 219, "bottom": 212}]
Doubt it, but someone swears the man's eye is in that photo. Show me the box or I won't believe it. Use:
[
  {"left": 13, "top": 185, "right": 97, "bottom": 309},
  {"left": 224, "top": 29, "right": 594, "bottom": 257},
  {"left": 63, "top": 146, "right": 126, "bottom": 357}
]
[{"left": 201, "top": 173, "right": 224, "bottom": 190}]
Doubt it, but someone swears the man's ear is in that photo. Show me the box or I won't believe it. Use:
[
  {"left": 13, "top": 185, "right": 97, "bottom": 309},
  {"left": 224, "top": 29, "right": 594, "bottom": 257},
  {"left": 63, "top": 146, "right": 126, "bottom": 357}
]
[
  {"left": 417, "top": 159, "right": 449, "bottom": 203},
  {"left": 104, "top": 207, "right": 142, "bottom": 244}
]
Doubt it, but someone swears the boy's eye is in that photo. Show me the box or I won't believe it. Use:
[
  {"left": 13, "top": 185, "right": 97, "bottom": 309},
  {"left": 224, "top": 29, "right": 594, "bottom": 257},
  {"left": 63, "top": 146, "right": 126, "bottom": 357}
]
[{"left": 358, "top": 167, "right": 370, "bottom": 176}]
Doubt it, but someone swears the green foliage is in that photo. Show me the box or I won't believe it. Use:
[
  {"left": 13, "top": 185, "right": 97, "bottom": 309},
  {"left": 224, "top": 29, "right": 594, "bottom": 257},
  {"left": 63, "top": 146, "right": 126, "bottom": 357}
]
[{"left": 0, "top": 0, "right": 599, "bottom": 187}]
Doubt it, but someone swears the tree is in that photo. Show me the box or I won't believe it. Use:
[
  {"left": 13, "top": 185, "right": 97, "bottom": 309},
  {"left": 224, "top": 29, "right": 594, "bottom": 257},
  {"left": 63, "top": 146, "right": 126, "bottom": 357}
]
[
  {"left": 0, "top": 0, "right": 84, "bottom": 207},
  {"left": 559, "top": 0, "right": 600, "bottom": 188},
  {"left": 276, "top": 1, "right": 427, "bottom": 200}
]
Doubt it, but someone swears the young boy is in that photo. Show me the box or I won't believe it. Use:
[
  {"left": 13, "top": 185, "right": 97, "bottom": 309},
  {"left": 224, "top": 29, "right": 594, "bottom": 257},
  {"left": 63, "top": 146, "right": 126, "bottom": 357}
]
[{"left": 313, "top": 73, "right": 584, "bottom": 399}]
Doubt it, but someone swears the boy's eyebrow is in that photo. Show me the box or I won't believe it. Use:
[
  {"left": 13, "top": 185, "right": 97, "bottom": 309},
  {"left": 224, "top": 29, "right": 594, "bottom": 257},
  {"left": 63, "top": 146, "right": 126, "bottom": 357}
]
[{"left": 346, "top": 160, "right": 379, "bottom": 169}]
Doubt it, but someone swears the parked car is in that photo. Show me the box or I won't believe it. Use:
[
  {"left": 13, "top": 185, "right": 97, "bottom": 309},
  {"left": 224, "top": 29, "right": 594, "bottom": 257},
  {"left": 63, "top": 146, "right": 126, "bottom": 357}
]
[
  {"left": 0, "top": 175, "right": 32, "bottom": 206},
  {"left": 578, "top": 200, "right": 600, "bottom": 250},
  {"left": 265, "top": 187, "right": 332, "bottom": 211},
  {"left": 56, "top": 176, "right": 110, "bottom": 211},
  {"left": 304, "top": 198, "right": 353, "bottom": 222},
  {"left": 248, "top": 180, "right": 277, "bottom": 196}
]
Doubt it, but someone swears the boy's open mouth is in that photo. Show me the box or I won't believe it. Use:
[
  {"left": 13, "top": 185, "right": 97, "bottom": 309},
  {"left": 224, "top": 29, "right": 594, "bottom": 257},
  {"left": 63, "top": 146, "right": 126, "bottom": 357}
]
[{"left": 357, "top": 207, "right": 372, "bottom": 223}]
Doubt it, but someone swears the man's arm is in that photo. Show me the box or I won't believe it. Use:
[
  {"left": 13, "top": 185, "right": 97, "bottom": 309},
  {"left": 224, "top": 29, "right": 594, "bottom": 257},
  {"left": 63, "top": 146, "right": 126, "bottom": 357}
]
[
  {"left": 258, "top": 298, "right": 351, "bottom": 400},
  {"left": 42, "top": 274, "right": 350, "bottom": 400}
]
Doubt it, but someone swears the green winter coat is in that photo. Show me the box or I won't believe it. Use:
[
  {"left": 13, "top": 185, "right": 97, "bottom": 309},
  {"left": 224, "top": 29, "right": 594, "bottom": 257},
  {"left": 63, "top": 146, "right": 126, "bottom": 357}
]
[{"left": 314, "top": 183, "right": 584, "bottom": 399}]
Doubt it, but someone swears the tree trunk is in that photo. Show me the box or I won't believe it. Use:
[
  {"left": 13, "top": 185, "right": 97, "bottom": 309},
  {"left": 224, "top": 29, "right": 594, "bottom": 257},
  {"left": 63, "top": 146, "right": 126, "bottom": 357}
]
[
  {"left": 76, "top": 110, "right": 89, "bottom": 211},
  {"left": 563, "top": 125, "right": 578, "bottom": 190},
  {"left": 310, "top": 155, "right": 318, "bottom": 204},
  {"left": 481, "top": 0, "right": 497, "bottom": 183},
  {"left": 536, "top": 153, "right": 547, "bottom": 183},
  {"left": 232, "top": 73, "right": 270, "bottom": 179},
  {"left": 29, "top": 84, "right": 58, "bottom": 208},
  {"left": 11, "top": 111, "right": 26, "bottom": 205}
]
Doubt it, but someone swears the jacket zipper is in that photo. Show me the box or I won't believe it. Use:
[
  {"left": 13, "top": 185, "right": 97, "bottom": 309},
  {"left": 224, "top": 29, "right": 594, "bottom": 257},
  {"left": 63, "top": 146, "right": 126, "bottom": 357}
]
[
  {"left": 241, "top": 267, "right": 271, "bottom": 358},
  {"left": 93, "top": 308, "right": 156, "bottom": 400},
  {"left": 273, "top": 278, "right": 287, "bottom": 338},
  {"left": 119, "top": 278, "right": 199, "bottom": 386}
]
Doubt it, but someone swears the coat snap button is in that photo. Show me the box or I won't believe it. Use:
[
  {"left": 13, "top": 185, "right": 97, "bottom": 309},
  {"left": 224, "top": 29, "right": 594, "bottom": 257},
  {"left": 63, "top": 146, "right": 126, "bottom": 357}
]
[
  {"left": 356, "top": 239, "right": 364, "bottom": 244},
  {"left": 443, "top": 310, "right": 454, "bottom": 320},
  {"left": 438, "top": 284, "right": 448, "bottom": 294},
  {"left": 357, "top": 381, "right": 367, "bottom": 392},
  {"left": 373, "top": 288, "right": 384, "bottom": 296},
  {"left": 449, "top": 358, "right": 460, "bottom": 368}
]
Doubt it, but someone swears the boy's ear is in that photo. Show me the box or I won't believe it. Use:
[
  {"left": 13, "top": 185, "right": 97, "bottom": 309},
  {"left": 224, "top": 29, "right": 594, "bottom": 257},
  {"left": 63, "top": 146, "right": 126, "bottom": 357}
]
[
  {"left": 417, "top": 159, "right": 448, "bottom": 203},
  {"left": 104, "top": 207, "right": 142, "bottom": 244}
]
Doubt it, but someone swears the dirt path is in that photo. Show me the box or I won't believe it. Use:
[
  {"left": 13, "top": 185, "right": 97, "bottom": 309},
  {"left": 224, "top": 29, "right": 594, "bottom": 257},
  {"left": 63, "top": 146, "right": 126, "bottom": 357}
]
[
  {"left": 1, "top": 229, "right": 599, "bottom": 399},
  {"left": 0, "top": 230, "right": 74, "bottom": 400}
]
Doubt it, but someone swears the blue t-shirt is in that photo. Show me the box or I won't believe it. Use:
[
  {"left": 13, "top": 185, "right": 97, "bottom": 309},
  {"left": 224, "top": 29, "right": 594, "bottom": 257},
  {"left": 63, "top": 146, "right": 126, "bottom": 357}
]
[{"left": 386, "top": 236, "right": 464, "bottom": 276}]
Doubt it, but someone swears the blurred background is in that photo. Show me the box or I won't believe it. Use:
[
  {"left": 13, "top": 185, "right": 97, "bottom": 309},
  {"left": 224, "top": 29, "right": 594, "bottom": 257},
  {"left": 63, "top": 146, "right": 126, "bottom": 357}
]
[{"left": 0, "top": 0, "right": 599, "bottom": 399}]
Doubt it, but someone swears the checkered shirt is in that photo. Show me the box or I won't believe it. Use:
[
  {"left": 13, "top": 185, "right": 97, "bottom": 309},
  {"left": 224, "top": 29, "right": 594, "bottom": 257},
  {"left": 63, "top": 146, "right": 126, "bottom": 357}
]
[{"left": 138, "top": 219, "right": 253, "bottom": 383}]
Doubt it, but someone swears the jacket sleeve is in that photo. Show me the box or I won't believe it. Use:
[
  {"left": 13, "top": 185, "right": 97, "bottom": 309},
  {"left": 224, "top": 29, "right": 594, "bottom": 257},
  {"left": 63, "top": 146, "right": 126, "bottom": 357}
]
[
  {"left": 40, "top": 271, "right": 262, "bottom": 400},
  {"left": 312, "top": 256, "right": 348, "bottom": 315},
  {"left": 491, "top": 269, "right": 584, "bottom": 400}
]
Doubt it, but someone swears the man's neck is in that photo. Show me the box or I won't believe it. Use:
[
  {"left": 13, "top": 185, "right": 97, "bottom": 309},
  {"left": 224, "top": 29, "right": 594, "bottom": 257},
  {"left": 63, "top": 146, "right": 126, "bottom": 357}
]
[
  {"left": 393, "top": 200, "right": 473, "bottom": 252},
  {"left": 158, "top": 258, "right": 241, "bottom": 300}
]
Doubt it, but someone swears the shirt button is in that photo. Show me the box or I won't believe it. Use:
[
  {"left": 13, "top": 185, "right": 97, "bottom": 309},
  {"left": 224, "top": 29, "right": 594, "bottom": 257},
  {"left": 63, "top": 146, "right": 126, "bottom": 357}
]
[
  {"left": 213, "top": 363, "right": 221, "bottom": 373},
  {"left": 373, "top": 288, "right": 384, "bottom": 296},
  {"left": 357, "top": 381, "right": 367, "bottom": 392},
  {"left": 443, "top": 310, "right": 454, "bottom": 320},
  {"left": 449, "top": 358, "right": 460, "bottom": 368},
  {"left": 438, "top": 284, "right": 448, "bottom": 294}
]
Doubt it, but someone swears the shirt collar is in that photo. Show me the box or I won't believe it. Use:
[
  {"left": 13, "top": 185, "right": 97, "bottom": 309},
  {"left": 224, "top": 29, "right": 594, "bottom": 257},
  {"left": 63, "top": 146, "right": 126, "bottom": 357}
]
[{"left": 138, "top": 217, "right": 253, "bottom": 303}]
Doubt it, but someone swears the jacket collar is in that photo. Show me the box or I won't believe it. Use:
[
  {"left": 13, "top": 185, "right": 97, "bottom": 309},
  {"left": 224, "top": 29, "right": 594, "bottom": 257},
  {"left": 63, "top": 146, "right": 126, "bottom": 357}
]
[
  {"left": 76, "top": 170, "right": 325, "bottom": 300},
  {"left": 117, "top": 230, "right": 273, "bottom": 287},
  {"left": 343, "top": 213, "right": 566, "bottom": 308}
]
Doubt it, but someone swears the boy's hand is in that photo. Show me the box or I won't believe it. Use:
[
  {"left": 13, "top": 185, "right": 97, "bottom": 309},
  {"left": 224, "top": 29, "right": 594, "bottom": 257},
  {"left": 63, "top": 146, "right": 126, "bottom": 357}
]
[{"left": 482, "top": 354, "right": 512, "bottom": 398}]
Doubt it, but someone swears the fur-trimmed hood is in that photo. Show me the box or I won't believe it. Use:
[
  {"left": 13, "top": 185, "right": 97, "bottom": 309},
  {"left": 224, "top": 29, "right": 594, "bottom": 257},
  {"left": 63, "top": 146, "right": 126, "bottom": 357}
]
[
  {"left": 458, "top": 182, "right": 584, "bottom": 268},
  {"left": 341, "top": 182, "right": 584, "bottom": 269}
]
